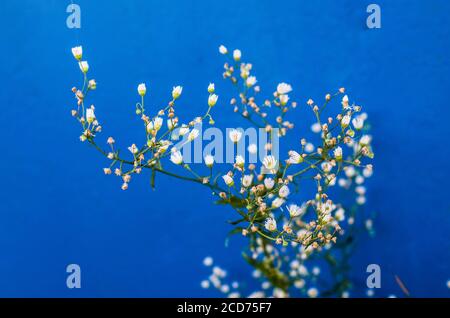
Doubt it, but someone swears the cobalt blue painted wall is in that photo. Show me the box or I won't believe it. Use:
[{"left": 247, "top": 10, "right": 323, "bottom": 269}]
[{"left": 0, "top": 0, "right": 448, "bottom": 297}]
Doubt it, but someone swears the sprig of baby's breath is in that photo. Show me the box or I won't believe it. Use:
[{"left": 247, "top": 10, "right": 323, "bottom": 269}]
[{"left": 68, "top": 44, "right": 375, "bottom": 295}]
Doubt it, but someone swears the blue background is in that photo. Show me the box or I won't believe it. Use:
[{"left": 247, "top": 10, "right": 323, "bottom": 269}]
[{"left": 0, "top": 0, "right": 449, "bottom": 297}]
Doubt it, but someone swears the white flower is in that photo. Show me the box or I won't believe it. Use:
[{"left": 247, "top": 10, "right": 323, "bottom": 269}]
[
  {"left": 304, "top": 143, "right": 314, "bottom": 153},
  {"left": 356, "top": 186, "right": 366, "bottom": 195},
  {"left": 241, "top": 175, "right": 253, "bottom": 187},
  {"left": 311, "top": 122, "right": 321, "bottom": 133},
  {"left": 290, "top": 260, "right": 300, "bottom": 269},
  {"left": 342, "top": 95, "right": 349, "bottom": 108},
  {"left": 312, "top": 267, "right": 321, "bottom": 276},
  {"left": 272, "top": 197, "right": 285, "bottom": 208},
  {"left": 172, "top": 86, "right": 183, "bottom": 99},
  {"left": 335, "top": 208, "right": 345, "bottom": 221},
  {"left": 359, "top": 135, "right": 372, "bottom": 146},
  {"left": 170, "top": 151, "right": 183, "bottom": 165},
  {"left": 363, "top": 167, "right": 373, "bottom": 178},
  {"left": 86, "top": 107, "right": 95, "bottom": 123},
  {"left": 209, "top": 275, "right": 220, "bottom": 288},
  {"left": 298, "top": 265, "right": 308, "bottom": 276},
  {"left": 208, "top": 83, "right": 215, "bottom": 93},
  {"left": 327, "top": 175, "right": 337, "bottom": 186},
  {"left": 333, "top": 146, "right": 343, "bottom": 160},
  {"left": 235, "top": 155, "right": 245, "bottom": 167},
  {"left": 213, "top": 266, "right": 227, "bottom": 278},
  {"left": 345, "top": 166, "right": 356, "bottom": 178},
  {"left": 355, "top": 175, "right": 365, "bottom": 184},
  {"left": 158, "top": 140, "right": 171, "bottom": 153},
  {"left": 247, "top": 144, "right": 257, "bottom": 154},
  {"left": 188, "top": 129, "right": 200, "bottom": 141},
  {"left": 288, "top": 151, "right": 303, "bottom": 164},
  {"left": 128, "top": 144, "right": 138, "bottom": 154},
  {"left": 287, "top": 204, "right": 303, "bottom": 217},
  {"left": 294, "top": 280, "right": 305, "bottom": 289},
  {"left": 277, "top": 83, "right": 292, "bottom": 95},
  {"left": 233, "top": 49, "right": 241, "bottom": 61},
  {"left": 307, "top": 288, "right": 319, "bottom": 298},
  {"left": 229, "top": 129, "right": 242, "bottom": 143},
  {"left": 241, "top": 67, "right": 250, "bottom": 79},
  {"left": 79, "top": 61, "right": 89, "bottom": 73},
  {"left": 318, "top": 200, "right": 335, "bottom": 215},
  {"left": 278, "top": 185, "right": 290, "bottom": 198},
  {"left": 341, "top": 115, "right": 351, "bottom": 127},
  {"left": 357, "top": 196, "right": 366, "bottom": 205},
  {"left": 279, "top": 94, "right": 289, "bottom": 106},
  {"left": 352, "top": 117, "right": 364, "bottom": 130},
  {"left": 201, "top": 280, "right": 210, "bottom": 289},
  {"left": 208, "top": 94, "right": 218, "bottom": 107},
  {"left": 147, "top": 117, "right": 163, "bottom": 132},
  {"left": 264, "top": 178, "right": 275, "bottom": 190},
  {"left": 88, "top": 79, "right": 97, "bottom": 90},
  {"left": 137, "top": 83, "right": 147, "bottom": 96},
  {"left": 219, "top": 45, "right": 228, "bottom": 54},
  {"left": 246, "top": 76, "right": 257, "bottom": 87},
  {"left": 262, "top": 281, "right": 271, "bottom": 289},
  {"left": 263, "top": 155, "right": 278, "bottom": 170},
  {"left": 273, "top": 288, "right": 287, "bottom": 298},
  {"left": 71, "top": 46, "right": 83, "bottom": 60},
  {"left": 219, "top": 285, "right": 229, "bottom": 293},
  {"left": 248, "top": 291, "right": 265, "bottom": 298},
  {"left": 204, "top": 155, "right": 214, "bottom": 167},
  {"left": 264, "top": 218, "right": 277, "bottom": 232},
  {"left": 203, "top": 257, "right": 213, "bottom": 266},
  {"left": 222, "top": 174, "right": 234, "bottom": 186},
  {"left": 179, "top": 125, "right": 190, "bottom": 136},
  {"left": 167, "top": 119, "right": 177, "bottom": 130}
]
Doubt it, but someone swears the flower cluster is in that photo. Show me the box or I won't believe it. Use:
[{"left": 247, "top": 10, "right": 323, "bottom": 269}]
[
  {"left": 213, "top": 45, "right": 374, "bottom": 251},
  {"left": 68, "top": 44, "right": 375, "bottom": 296},
  {"left": 69, "top": 46, "right": 223, "bottom": 192},
  {"left": 201, "top": 137, "right": 375, "bottom": 297},
  {"left": 201, "top": 254, "right": 323, "bottom": 298}
]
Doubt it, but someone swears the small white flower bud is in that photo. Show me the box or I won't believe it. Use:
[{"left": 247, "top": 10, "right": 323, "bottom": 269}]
[
  {"left": 208, "top": 83, "right": 215, "bottom": 93},
  {"left": 71, "top": 46, "right": 83, "bottom": 60},
  {"left": 138, "top": 83, "right": 147, "bottom": 96},
  {"left": 79, "top": 61, "right": 89, "bottom": 73},
  {"left": 172, "top": 86, "right": 183, "bottom": 99},
  {"left": 204, "top": 155, "right": 214, "bottom": 168},
  {"left": 208, "top": 94, "right": 218, "bottom": 107},
  {"left": 233, "top": 49, "right": 241, "bottom": 61},
  {"left": 219, "top": 45, "right": 228, "bottom": 54}
]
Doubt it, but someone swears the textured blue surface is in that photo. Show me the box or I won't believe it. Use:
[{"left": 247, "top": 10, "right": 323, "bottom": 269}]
[{"left": 0, "top": 0, "right": 449, "bottom": 297}]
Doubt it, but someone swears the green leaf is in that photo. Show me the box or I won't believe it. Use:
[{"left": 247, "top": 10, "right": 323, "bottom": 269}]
[
  {"left": 242, "top": 253, "right": 291, "bottom": 291},
  {"left": 227, "top": 218, "right": 246, "bottom": 225},
  {"left": 215, "top": 196, "right": 246, "bottom": 208}
]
